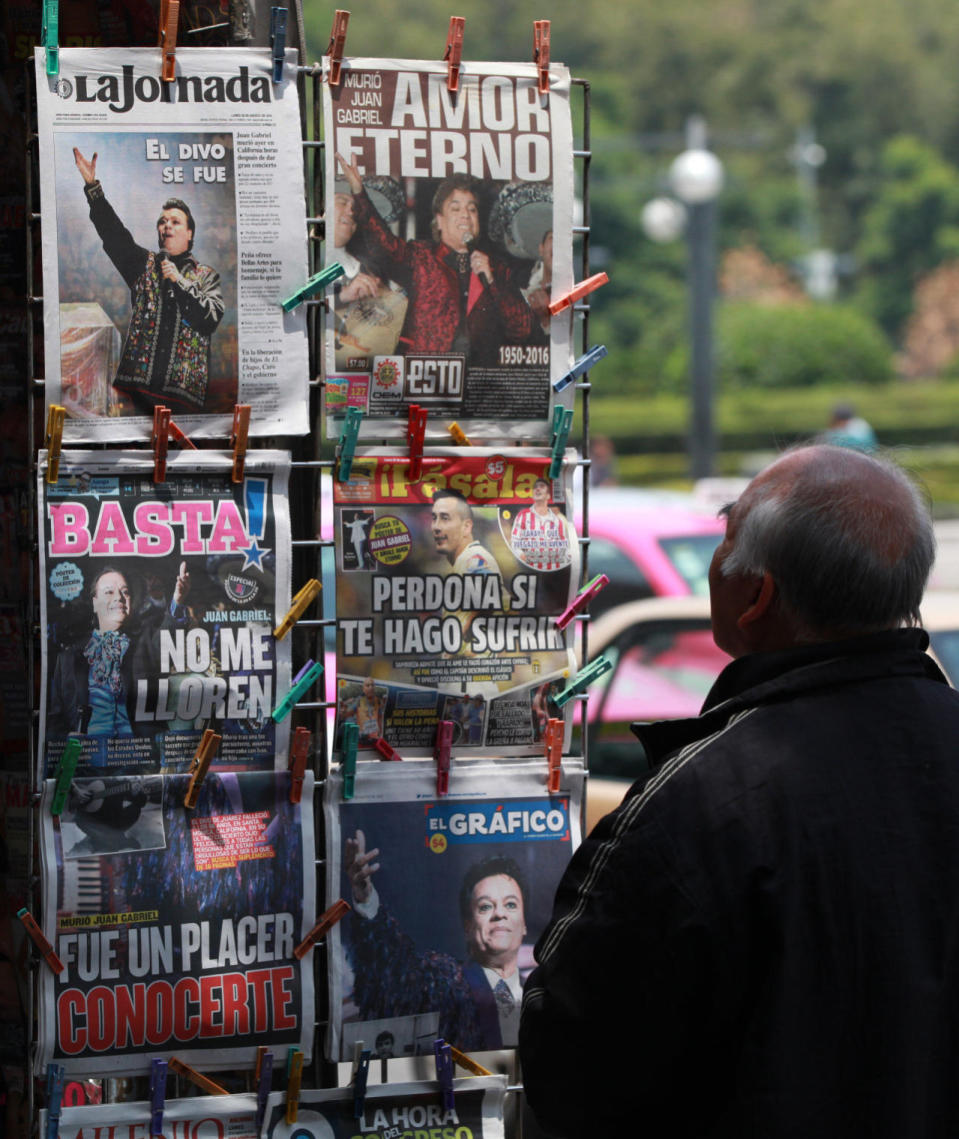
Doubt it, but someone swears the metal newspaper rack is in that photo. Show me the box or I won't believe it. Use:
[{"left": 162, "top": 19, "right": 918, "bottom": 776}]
[{"left": 22, "top": 32, "right": 595, "bottom": 1135}]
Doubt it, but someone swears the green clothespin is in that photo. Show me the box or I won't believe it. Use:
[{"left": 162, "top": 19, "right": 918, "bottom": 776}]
[
  {"left": 281, "top": 263, "right": 345, "bottom": 312},
  {"left": 336, "top": 407, "right": 363, "bottom": 482},
  {"left": 548, "top": 405, "right": 573, "bottom": 479},
  {"left": 341, "top": 722, "right": 358, "bottom": 800},
  {"left": 42, "top": 0, "right": 59, "bottom": 76},
  {"left": 553, "top": 654, "right": 613, "bottom": 708},
  {"left": 51, "top": 736, "right": 82, "bottom": 816}
]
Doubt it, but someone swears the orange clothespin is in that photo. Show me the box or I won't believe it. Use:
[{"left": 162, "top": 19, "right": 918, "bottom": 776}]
[
  {"left": 448, "top": 1044, "right": 492, "bottom": 1077},
  {"left": 326, "top": 10, "right": 349, "bottom": 86},
  {"left": 44, "top": 405, "right": 66, "bottom": 485},
  {"left": 17, "top": 908, "right": 64, "bottom": 974},
  {"left": 158, "top": 0, "right": 179, "bottom": 82},
  {"left": 434, "top": 720, "right": 454, "bottom": 797},
  {"left": 274, "top": 578, "right": 322, "bottom": 641},
  {"left": 152, "top": 405, "right": 196, "bottom": 483},
  {"left": 533, "top": 20, "right": 551, "bottom": 95},
  {"left": 184, "top": 728, "right": 221, "bottom": 809},
  {"left": 168, "top": 1058, "right": 228, "bottom": 1096},
  {"left": 444, "top": 17, "right": 465, "bottom": 92},
  {"left": 548, "top": 272, "right": 609, "bottom": 316},
  {"left": 231, "top": 404, "right": 251, "bottom": 484},
  {"left": 373, "top": 737, "right": 403, "bottom": 762},
  {"left": 289, "top": 727, "right": 311, "bottom": 803},
  {"left": 294, "top": 899, "right": 350, "bottom": 959},
  {"left": 544, "top": 717, "right": 563, "bottom": 793},
  {"left": 407, "top": 404, "right": 428, "bottom": 481},
  {"left": 447, "top": 421, "right": 471, "bottom": 446}
]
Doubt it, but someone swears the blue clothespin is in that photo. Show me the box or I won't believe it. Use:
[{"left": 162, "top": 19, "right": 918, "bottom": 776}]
[
  {"left": 46, "top": 1064, "right": 65, "bottom": 1139},
  {"left": 434, "top": 1039, "right": 455, "bottom": 1112},
  {"left": 352, "top": 1048, "right": 371, "bottom": 1119},
  {"left": 42, "top": 0, "right": 59, "bottom": 76},
  {"left": 272, "top": 659, "right": 324, "bottom": 722},
  {"left": 553, "top": 654, "right": 613, "bottom": 708},
  {"left": 553, "top": 344, "right": 608, "bottom": 393},
  {"left": 254, "top": 1049, "right": 273, "bottom": 1132},
  {"left": 336, "top": 407, "right": 363, "bottom": 482},
  {"left": 342, "top": 721, "right": 358, "bottom": 800},
  {"left": 149, "top": 1059, "right": 167, "bottom": 1139},
  {"left": 51, "top": 736, "right": 82, "bottom": 817},
  {"left": 548, "top": 406, "right": 573, "bottom": 479},
  {"left": 281, "top": 263, "right": 345, "bottom": 312},
  {"left": 270, "top": 8, "right": 288, "bottom": 83}
]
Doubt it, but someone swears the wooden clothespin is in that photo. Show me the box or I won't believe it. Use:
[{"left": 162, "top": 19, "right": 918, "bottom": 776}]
[
  {"left": 152, "top": 405, "right": 196, "bottom": 483},
  {"left": 533, "top": 20, "right": 551, "bottom": 95},
  {"left": 44, "top": 405, "right": 65, "bottom": 485},
  {"left": 270, "top": 7, "right": 288, "bottom": 83},
  {"left": 444, "top": 17, "right": 465, "bottom": 92},
  {"left": 289, "top": 727, "right": 311, "bottom": 804},
  {"left": 184, "top": 728, "right": 221, "bottom": 809},
  {"left": 231, "top": 404, "right": 250, "bottom": 483},
  {"left": 326, "top": 10, "right": 350, "bottom": 87},
  {"left": 158, "top": 0, "right": 180, "bottom": 82},
  {"left": 168, "top": 1057, "right": 228, "bottom": 1096},
  {"left": 548, "top": 271, "right": 609, "bottom": 316},
  {"left": 294, "top": 898, "right": 350, "bottom": 958},
  {"left": 274, "top": 578, "right": 322, "bottom": 640},
  {"left": 407, "top": 404, "right": 428, "bottom": 481}
]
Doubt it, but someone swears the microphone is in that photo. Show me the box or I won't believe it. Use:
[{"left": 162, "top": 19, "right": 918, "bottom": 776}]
[
  {"left": 156, "top": 251, "right": 176, "bottom": 300},
  {"left": 463, "top": 231, "right": 492, "bottom": 288}
]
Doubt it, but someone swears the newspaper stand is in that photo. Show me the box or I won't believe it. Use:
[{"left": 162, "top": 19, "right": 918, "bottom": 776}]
[{"left": 21, "top": 14, "right": 598, "bottom": 1136}]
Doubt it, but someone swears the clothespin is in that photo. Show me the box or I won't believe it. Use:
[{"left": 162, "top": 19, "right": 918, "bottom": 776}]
[
  {"left": 149, "top": 1059, "right": 167, "bottom": 1139},
  {"left": 231, "top": 404, "right": 251, "bottom": 483},
  {"left": 407, "top": 404, "right": 428, "bottom": 481},
  {"left": 554, "top": 572, "right": 609, "bottom": 631},
  {"left": 293, "top": 898, "right": 351, "bottom": 957},
  {"left": 444, "top": 17, "right": 465, "bottom": 92},
  {"left": 158, "top": 0, "right": 180, "bottom": 82},
  {"left": 544, "top": 717, "right": 563, "bottom": 793},
  {"left": 41, "top": 1, "right": 59, "bottom": 76},
  {"left": 325, "top": 10, "right": 350, "bottom": 87},
  {"left": 336, "top": 407, "right": 363, "bottom": 482},
  {"left": 434, "top": 1039, "right": 455, "bottom": 1112},
  {"left": 371, "top": 737, "right": 401, "bottom": 761},
  {"left": 548, "top": 406, "right": 573, "bottom": 479},
  {"left": 44, "top": 405, "right": 65, "bottom": 485},
  {"left": 548, "top": 271, "right": 609, "bottom": 316},
  {"left": 533, "top": 20, "right": 550, "bottom": 95},
  {"left": 447, "top": 421, "right": 471, "bottom": 446},
  {"left": 448, "top": 1044, "right": 492, "bottom": 1077},
  {"left": 281, "top": 263, "right": 345, "bottom": 312},
  {"left": 434, "top": 720, "right": 453, "bottom": 797},
  {"left": 274, "top": 578, "right": 322, "bottom": 640},
  {"left": 553, "top": 654, "right": 613, "bottom": 708},
  {"left": 553, "top": 344, "right": 608, "bottom": 393},
  {"left": 352, "top": 1049, "right": 371, "bottom": 1120},
  {"left": 285, "top": 1050, "right": 303, "bottom": 1123},
  {"left": 254, "top": 1049, "right": 273, "bottom": 1132},
  {"left": 270, "top": 8, "right": 288, "bottom": 83},
  {"left": 51, "top": 736, "right": 82, "bottom": 817},
  {"left": 342, "top": 721, "right": 358, "bottom": 799},
  {"left": 152, "top": 406, "right": 196, "bottom": 484},
  {"left": 46, "top": 1065, "right": 65, "bottom": 1139},
  {"left": 18, "top": 908, "right": 64, "bottom": 974},
  {"left": 184, "top": 728, "right": 221, "bottom": 809},
  {"left": 168, "top": 1057, "right": 228, "bottom": 1096},
  {"left": 289, "top": 727, "right": 311, "bottom": 804},
  {"left": 272, "top": 659, "right": 324, "bottom": 722}
]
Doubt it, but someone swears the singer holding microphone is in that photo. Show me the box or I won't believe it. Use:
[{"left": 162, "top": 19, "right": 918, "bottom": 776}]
[
  {"left": 73, "top": 147, "right": 224, "bottom": 415},
  {"left": 335, "top": 154, "right": 537, "bottom": 366}
]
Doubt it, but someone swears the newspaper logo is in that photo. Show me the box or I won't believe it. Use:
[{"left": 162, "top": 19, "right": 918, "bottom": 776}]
[
  {"left": 404, "top": 356, "right": 465, "bottom": 403},
  {"left": 370, "top": 356, "right": 405, "bottom": 410},
  {"left": 425, "top": 798, "right": 571, "bottom": 844},
  {"left": 226, "top": 574, "right": 259, "bottom": 603}
]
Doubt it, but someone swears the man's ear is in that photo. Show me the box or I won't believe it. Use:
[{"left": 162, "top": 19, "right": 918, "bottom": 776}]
[{"left": 737, "top": 572, "right": 776, "bottom": 630}]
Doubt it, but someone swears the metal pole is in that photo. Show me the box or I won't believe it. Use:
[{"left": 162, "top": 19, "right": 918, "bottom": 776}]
[{"left": 687, "top": 197, "right": 716, "bottom": 479}]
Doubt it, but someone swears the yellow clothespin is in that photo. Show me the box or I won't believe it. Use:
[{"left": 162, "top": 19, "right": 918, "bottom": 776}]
[
  {"left": 274, "top": 579, "right": 322, "bottom": 641},
  {"left": 45, "top": 405, "right": 65, "bottom": 485},
  {"left": 184, "top": 729, "right": 221, "bottom": 809}
]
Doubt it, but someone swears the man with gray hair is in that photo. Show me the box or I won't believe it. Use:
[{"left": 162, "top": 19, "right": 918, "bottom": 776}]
[{"left": 521, "top": 445, "right": 959, "bottom": 1138}]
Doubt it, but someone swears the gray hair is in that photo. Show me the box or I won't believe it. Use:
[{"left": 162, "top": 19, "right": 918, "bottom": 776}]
[{"left": 722, "top": 446, "right": 935, "bottom": 637}]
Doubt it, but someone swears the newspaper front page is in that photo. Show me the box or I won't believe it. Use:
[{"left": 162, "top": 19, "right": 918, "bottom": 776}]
[
  {"left": 35, "top": 47, "right": 310, "bottom": 441},
  {"left": 41, "top": 1094, "right": 261, "bottom": 1139}
]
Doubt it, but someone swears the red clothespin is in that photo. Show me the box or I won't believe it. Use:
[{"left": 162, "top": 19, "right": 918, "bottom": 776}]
[
  {"left": 373, "top": 737, "right": 403, "bottom": 762},
  {"left": 294, "top": 898, "right": 350, "bottom": 958},
  {"left": 555, "top": 572, "right": 609, "bottom": 631},
  {"left": 548, "top": 271, "right": 609, "bottom": 316},
  {"left": 184, "top": 729, "right": 221, "bottom": 809},
  {"left": 544, "top": 717, "right": 563, "bottom": 793},
  {"left": 231, "top": 404, "right": 251, "bottom": 484},
  {"left": 434, "top": 720, "right": 453, "bottom": 797},
  {"left": 444, "top": 17, "right": 465, "bottom": 92},
  {"left": 326, "top": 10, "right": 349, "bottom": 86},
  {"left": 533, "top": 20, "right": 551, "bottom": 95},
  {"left": 407, "top": 404, "right": 428, "bottom": 481},
  {"left": 289, "top": 727, "right": 311, "bottom": 803},
  {"left": 17, "top": 908, "right": 64, "bottom": 974},
  {"left": 158, "top": 0, "right": 179, "bottom": 82}
]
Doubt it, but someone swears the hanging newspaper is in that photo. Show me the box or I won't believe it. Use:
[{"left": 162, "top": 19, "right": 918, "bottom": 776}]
[
  {"left": 35, "top": 47, "right": 310, "bottom": 442},
  {"left": 38, "top": 449, "right": 292, "bottom": 779},
  {"left": 333, "top": 448, "right": 578, "bottom": 757},
  {"left": 37, "top": 769, "right": 315, "bottom": 1077},
  {"left": 324, "top": 758, "right": 584, "bottom": 1061},
  {"left": 322, "top": 58, "right": 575, "bottom": 444},
  {"left": 41, "top": 1094, "right": 261, "bottom": 1139},
  {"left": 264, "top": 1077, "right": 507, "bottom": 1139}
]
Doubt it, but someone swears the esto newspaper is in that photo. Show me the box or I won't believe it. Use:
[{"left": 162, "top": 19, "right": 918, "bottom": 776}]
[
  {"left": 324, "top": 759, "right": 584, "bottom": 1061},
  {"left": 35, "top": 47, "right": 310, "bottom": 441},
  {"left": 323, "top": 59, "right": 574, "bottom": 444},
  {"left": 38, "top": 450, "right": 292, "bottom": 778},
  {"left": 333, "top": 448, "right": 578, "bottom": 756},
  {"left": 37, "top": 770, "right": 315, "bottom": 1076}
]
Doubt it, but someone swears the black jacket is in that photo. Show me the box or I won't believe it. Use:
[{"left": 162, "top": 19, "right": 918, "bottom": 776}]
[{"left": 520, "top": 629, "right": 959, "bottom": 1138}]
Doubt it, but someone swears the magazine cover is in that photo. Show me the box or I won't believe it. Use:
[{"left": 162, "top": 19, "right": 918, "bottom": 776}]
[
  {"left": 324, "top": 759, "right": 584, "bottom": 1061},
  {"left": 38, "top": 449, "right": 292, "bottom": 778},
  {"left": 264, "top": 1077, "right": 507, "bottom": 1139},
  {"left": 35, "top": 47, "right": 309, "bottom": 441},
  {"left": 37, "top": 769, "right": 316, "bottom": 1076},
  {"left": 333, "top": 448, "right": 578, "bottom": 757},
  {"left": 322, "top": 58, "right": 574, "bottom": 443},
  {"left": 41, "top": 1094, "right": 261, "bottom": 1139}
]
